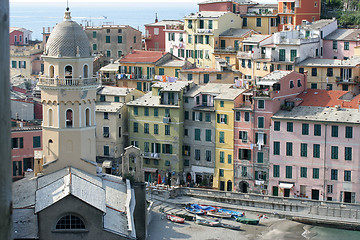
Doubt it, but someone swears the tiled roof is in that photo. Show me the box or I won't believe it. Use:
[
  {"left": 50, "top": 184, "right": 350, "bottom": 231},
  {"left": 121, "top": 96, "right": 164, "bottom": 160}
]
[
  {"left": 120, "top": 50, "right": 167, "bottom": 63},
  {"left": 298, "top": 89, "right": 360, "bottom": 109},
  {"left": 324, "top": 28, "right": 360, "bottom": 41}
]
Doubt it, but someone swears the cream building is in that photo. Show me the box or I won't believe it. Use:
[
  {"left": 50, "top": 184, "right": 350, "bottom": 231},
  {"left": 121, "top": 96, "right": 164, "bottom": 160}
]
[
  {"left": 96, "top": 86, "right": 144, "bottom": 173},
  {"left": 37, "top": 10, "right": 98, "bottom": 175}
]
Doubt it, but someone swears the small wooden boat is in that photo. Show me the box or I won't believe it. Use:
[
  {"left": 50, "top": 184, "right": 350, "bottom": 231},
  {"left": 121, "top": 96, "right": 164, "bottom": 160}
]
[
  {"left": 171, "top": 213, "right": 194, "bottom": 221},
  {"left": 185, "top": 206, "right": 206, "bottom": 215},
  {"left": 235, "top": 216, "right": 259, "bottom": 225},
  {"left": 220, "top": 223, "right": 241, "bottom": 231},
  {"left": 166, "top": 214, "right": 185, "bottom": 223},
  {"left": 206, "top": 211, "right": 232, "bottom": 219},
  {"left": 195, "top": 215, "right": 221, "bottom": 227},
  {"left": 217, "top": 208, "right": 245, "bottom": 217}
]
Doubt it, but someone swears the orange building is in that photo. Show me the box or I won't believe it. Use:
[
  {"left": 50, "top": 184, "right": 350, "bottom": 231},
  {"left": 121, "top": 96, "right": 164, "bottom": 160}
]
[{"left": 277, "top": 0, "right": 321, "bottom": 31}]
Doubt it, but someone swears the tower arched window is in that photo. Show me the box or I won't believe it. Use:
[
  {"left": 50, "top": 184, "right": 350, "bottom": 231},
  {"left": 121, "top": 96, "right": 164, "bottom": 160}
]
[
  {"left": 48, "top": 139, "right": 53, "bottom": 155},
  {"left": 49, "top": 65, "right": 55, "bottom": 78},
  {"left": 66, "top": 109, "right": 73, "bottom": 128},
  {"left": 55, "top": 214, "right": 85, "bottom": 230},
  {"left": 48, "top": 108, "right": 53, "bottom": 126},
  {"left": 85, "top": 108, "right": 90, "bottom": 127},
  {"left": 65, "top": 65, "right": 73, "bottom": 85},
  {"left": 83, "top": 64, "right": 89, "bottom": 78}
]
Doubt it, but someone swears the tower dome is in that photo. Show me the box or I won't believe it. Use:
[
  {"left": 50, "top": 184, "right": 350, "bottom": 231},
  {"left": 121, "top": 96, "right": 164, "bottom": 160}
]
[{"left": 45, "top": 10, "right": 90, "bottom": 58}]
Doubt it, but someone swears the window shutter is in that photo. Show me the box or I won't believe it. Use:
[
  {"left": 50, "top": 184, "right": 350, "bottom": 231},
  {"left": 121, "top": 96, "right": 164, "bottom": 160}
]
[
  {"left": 255, "top": 171, "right": 259, "bottom": 180},
  {"left": 20, "top": 138, "right": 24, "bottom": 148},
  {"left": 217, "top": 114, "right": 220, "bottom": 123},
  {"left": 162, "top": 144, "right": 165, "bottom": 153},
  {"left": 224, "top": 114, "right": 227, "bottom": 124},
  {"left": 169, "top": 144, "right": 173, "bottom": 154},
  {"left": 192, "top": 112, "right": 195, "bottom": 121},
  {"left": 264, "top": 134, "right": 267, "bottom": 145},
  {"left": 199, "top": 112, "right": 203, "bottom": 121}
]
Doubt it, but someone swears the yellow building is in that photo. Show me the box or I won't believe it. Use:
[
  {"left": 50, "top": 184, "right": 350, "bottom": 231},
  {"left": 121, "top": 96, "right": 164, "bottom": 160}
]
[
  {"left": 242, "top": 4, "right": 279, "bottom": 35},
  {"left": 213, "top": 88, "right": 245, "bottom": 191},
  {"left": 295, "top": 57, "right": 360, "bottom": 92},
  {"left": 10, "top": 44, "right": 44, "bottom": 78},
  {"left": 184, "top": 11, "right": 242, "bottom": 69}
]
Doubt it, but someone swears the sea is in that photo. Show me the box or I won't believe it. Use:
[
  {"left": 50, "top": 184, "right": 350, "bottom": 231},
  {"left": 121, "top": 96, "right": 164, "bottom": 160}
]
[{"left": 9, "top": 1, "right": 360, "bottom": 239}]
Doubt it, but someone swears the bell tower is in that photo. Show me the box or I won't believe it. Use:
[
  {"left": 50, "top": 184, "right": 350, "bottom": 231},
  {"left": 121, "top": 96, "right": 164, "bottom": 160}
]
[{"left": 38, "top": 8, "right": 98, "bottom": 175}]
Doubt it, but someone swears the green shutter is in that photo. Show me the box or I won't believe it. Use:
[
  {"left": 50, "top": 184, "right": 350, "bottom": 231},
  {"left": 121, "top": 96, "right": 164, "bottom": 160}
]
[
  {"left": 20, "top": 137, "right": 23, "bottom": 148},
  {"left": 217, "top": 114, "right": 220, "bottom": 123},
  {"left": 169, "top": 144, "right": 172, "bottom": 154},
  {"left": 224, "top": 114, "right": 227, "bottom": 124},
  {"left": 199, "top": 112, "right": 203, "bottom": 121},
  {"left": 162, "top": 144, "right": 165, "bottom": 153}
]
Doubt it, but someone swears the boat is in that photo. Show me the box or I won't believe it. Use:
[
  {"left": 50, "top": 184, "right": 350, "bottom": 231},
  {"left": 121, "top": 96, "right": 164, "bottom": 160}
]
[
  {"left": 235, "top": 216, "right": 259, "bottom": 225},
  {"left": 171, "top": 213, "right": 194, "bottom": 221},
  {"left": 192, "top": 204, "right": 216, "bottom": 212},
  {"left": 206, "top": 211, "right": 232, "bottom": 219},
  {"left": 217, "top": 208, "right": 245, "bottom": 217},
  {"left": 166, "top": 214, "right": 185, "bottom": 223},
  {"left": 185, "top": 206, "right": 206, "bottom": 215},
  {"left": 195, "top": 215, "right": 221, "bottom": 227},
  {"left": 220, "top": 223, "right": 241, "bottom": 231}
]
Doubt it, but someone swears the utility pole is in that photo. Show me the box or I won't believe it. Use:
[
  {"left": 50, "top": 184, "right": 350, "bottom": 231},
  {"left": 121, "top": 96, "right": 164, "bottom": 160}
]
[{"left": 0, "top": 0, "right": 12, "bottom": 239}]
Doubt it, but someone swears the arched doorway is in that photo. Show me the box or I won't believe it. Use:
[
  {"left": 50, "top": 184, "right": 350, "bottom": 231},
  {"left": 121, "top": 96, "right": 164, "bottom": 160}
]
[
  {"left": 227, "top": 180, "right": 233, "bottom": 191},
  {"left": 239, "top": 181, "right": 249, "bottom": 193}
]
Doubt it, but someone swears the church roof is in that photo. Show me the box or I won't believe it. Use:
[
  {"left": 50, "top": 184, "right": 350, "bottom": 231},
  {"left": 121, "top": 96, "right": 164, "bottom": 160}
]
[{"left": 44, "top": 10, "right": 90, "bottom": 58}]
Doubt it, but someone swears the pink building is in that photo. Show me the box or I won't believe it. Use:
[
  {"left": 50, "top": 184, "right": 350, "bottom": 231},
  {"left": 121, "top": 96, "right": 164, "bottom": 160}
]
[
  {"left": 144, "top": 19, "right": 183, "bottom": 52},
  {"left": 198, "top": 0, "right": 256, "bottom": 14},
  {"left": 269, "top": 89, "right": 360, "bottom": 203},
  {"left": 11, "top": 126, "right": 42, "bottom": 179},
  {"left": 234, "top": 70, "right": 306, "bottom": 193},
  {"left": 323, "top": 29, "right": 360, "bottom": 59},
  {"left": 9, "top": 27, "right": 32, "bottom": 46}
]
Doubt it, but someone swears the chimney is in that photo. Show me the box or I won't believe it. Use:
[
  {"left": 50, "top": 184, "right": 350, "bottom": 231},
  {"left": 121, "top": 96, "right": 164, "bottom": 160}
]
[{"left": 155, "top": 13, "right": 158, "bottom": 23}]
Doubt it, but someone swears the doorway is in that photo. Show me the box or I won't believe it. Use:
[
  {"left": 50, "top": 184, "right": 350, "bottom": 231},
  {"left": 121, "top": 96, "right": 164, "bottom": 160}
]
[
  {"left": 312, "top": 189, "right": 319, "bottom": 200},
  {"left": 227, "top": 180, "right": 232, "bottom": 191},
  {"left": 272, "top": 186, "right": 278, "bottom": 196},
  {"left": 344, "top": 192, "right": 352, "bottom": 203},
  {"left": 239, "top": 181, "right": 249, "bottom": 193},
  {"left": 219, "top": 181, "right": 225, "bottom": 191},
  {"left": 284, "top": 188, "right": 290, "bottom": 197}
]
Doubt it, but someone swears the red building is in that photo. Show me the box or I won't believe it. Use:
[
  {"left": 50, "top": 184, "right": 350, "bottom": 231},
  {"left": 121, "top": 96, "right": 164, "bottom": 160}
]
[
  {"left": 144, "top": 19, "right": 183, "bottom": 51},
  {"left": 9, "top": 27, "right": 32, "bottom": 46},
  {"left": 278, "top": 0, "right": 321, "bottom": 31},
  {"left": 198, "top": 0, "right": 256, "bottom": 14},
  {"left": 11, "top": 126, "right": 42, "bottom": 179}
]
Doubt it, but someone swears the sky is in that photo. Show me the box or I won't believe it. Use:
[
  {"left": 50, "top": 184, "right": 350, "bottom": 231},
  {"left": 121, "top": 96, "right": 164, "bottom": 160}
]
[{"left": 10, "top": 0, "right": 276, "bottom": 3}]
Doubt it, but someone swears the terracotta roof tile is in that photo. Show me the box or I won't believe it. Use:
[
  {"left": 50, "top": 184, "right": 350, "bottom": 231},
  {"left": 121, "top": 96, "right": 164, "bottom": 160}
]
[
  {"left": 298, "top": 89, "right": 360, "bottom": 109},
  {"left": 119, "top": 50, "right": 167, "bottom": 63}
]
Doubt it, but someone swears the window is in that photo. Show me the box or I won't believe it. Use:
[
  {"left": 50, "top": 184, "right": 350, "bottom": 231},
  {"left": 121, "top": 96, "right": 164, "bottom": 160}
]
[
  {"left": 331, "top": 169, "right": 338, "bottom": 180},
  {"left": 118, "top": 36, "right": 122, "bottom": 43},
  {"left": 119, "top": 127, "right": 122, "bottom": 138},
  {"left": 114, "top": 96, "right": 120, "bottom": 102},
  {"left": 184, "top": 111, "right": 189, "bottom": 120},
  {"left": 244, "top": 112, "right": 250, "bottom": 122},
  {"left": 299, "top": 67, "right": 304, "bottom": 74},
  {"left": 206, "top": 150, "right": 211, "bottom": 161},
  {"left": 258, "top": 100, "right": 265, "bottom": 109},
  {"left": 133, "top": 122, "right": 138, "bottom": 133},
  {"left": 134, "top": 36, "right": 137, "bottom": 43},
  {"left": 219, "top": 169, "right": 224, "bottom": 177},
  {"left": 301, "top": 167, "right": 307, "bottom": 178},
  {"left": 290, "top": 49, "right": 297, "bottom": 61},
  {"left": 217, "top": 114, "right": 228, "bottom": 124},
  {"left": 286, "top": 142, "right": 293, "bottom": 156},
  {"left": 153, "top": 108, "right": 158, "bottom": 117},
  {"left": 205, "top": 35, "right": 210, "bottom": 44},
  {"left": 256, "top": 62, "right": 260, "bottom": 70},
  {"left": 333, "top": 41, "right": 337, "bottom": 50},
  {"left": 327, "top": 68, "right": 333, "bottom": 77},
  {"left": 56, "top": 214, "right": 85, "bottom": 230},
  {"left": 187, "top": 73, "right": 193, "bottom": 80},
  {"left": 204, "top": 74, "right": 209, "bottom": 83},
  {"left": 195, "top": 149, "right": 201, "bottom": 161},
  {"left": 162, "top": 144, "right": 172, "bottom": 154},
  {"left": 258, "top": 117, "right": 264, "bottom": 128},
  {"left": 184, "top": 128, "right": 188, "bottom": 136},
  {"left": 311, "top": 83, "right": 317, "bottom": 89},
  {"left": 33, "top": 136, "right": 41, "bottom": 148},
  {"left": 344, "top": 42, "right": 349, "bottom": 50},
  {"left": 184, "top": 160, "right": 190, "bottom": 166},
  {"left": 344, "top": 170, "right": 351, "bottom": 181},
  {"left": 289, "top": 80, "right": 294, "bottom": 89},
  {"left": 206, "top": 129, "right": 211, "bottom": 142},
  {"left": 273, "top": 141, "right": 280, "bottom": 155},
  {"left": 274, "top": 121, "right": 280, "bottom": 131},
  {"left": 106, "top": 50, "right": 111, "bottom": 57},
  {"left": 311, "top": 68, "right": 317, "bottom": 76},
  {"left": 273, "top": 165, "right": 280, "bottom": 177},
  {"left": 103, "top": 112, "right": 109, "bottom": 120},
  {"left": 92, "top": 31, "right": 96, "bottom": 38},
  {"left": 133, "top": 107, "right": 138, "bottom": 115},
  {"left": 195, "top": 129, "right": 201, "bottom": 141},
  {"left": 313, "top": 168, "right": 319, "bottom": 179},
  {"left": 11, "top": 61, "right": 16, "bottom": 68},
  {"left": 313, "top": 144, "right": 320, "bottom": 158},
  {"left": 219, "top": 131, "right": 225, "bottom": 143},
  {"left": 314, "top": 124, "right": 321, "bottom": 136},
  {"left": 93, "top": 44, "right": 97, "bottom": 51},
  {"left": 243, "top": 17, "right": 247, "bottom": 27},
  {"left": 239, "top": 131, "right": 248, "bottom": 143},
  {"left": 257, "top": 152, "right": 264, "bottom": 163},
  {"left": 297, "top": 79, "right": 302, "bottom": 87},
  {"left": 331, "top": 125, "right": 338, "bottom": 137},
  {"left": 287, "top": 122, "right": 293, "bottom": 132},
  {"left": 106, "top": 36, "right": 110, "bottom": 43},
  {"left": 327, "top": 185, "right": 333, "bottom": 194},
  {"left": 286, "top": 166, "right": 292, "bottom": 179},
  {"left": 345, "top": 147, "right": 352, "bottom": 160},
  {"left": 100, "top": 95, "right": 105, "bottom": 102},
  {"left": 220, "top": 101, "right": 224, "bottom": 107},
  {"left": 256, "top": 18, "right": 261, "bottom": 27},
  {"left": 153, "top": 124, "right": 159, "bottom": 135},
  {"left": 144, "top": 107, "right": 149, "bottom": 116},
  {"left": 345, "top": 126, "right": 353, "bottom": 138},
  {"left": 279, "top": 49, "right": 285, "bottom": 61},
  {"left": 159, "top": 68, "right": 164, "bottom": 75},
  {"left": 331, "top": 146, "right": 338, "bottom": 159},
  {"left": 165, "top": 125, "right": 170, "bottom": 135},
  {"left": 144, "top": 123, "right": 149, "bottom": 134},
  {"left": 226, "top": 154, "right": 232, "bottom": 164},
  {"left": 66, "top": 109, "right": 73, "bottom": 128},
  {"left": 301, "top": 143, "right": 307, "bottom": 157},
  {"left": 220, "top": 151, "right": 224, "bottom": 163},
  {"left": 104, "top": 146, "right": 109, "bottom": 156},
  {"left": 205, "top": 113, "right": 211, "bottom": 122}
]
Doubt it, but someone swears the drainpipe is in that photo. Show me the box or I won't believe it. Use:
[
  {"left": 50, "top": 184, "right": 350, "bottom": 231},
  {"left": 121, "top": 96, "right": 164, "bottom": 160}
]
[
  {"left": 0, "top": 0, "right": 12, "bottom": 239},
  {"left": 323, "top": 124, "right": 327, "bottom": 201}
]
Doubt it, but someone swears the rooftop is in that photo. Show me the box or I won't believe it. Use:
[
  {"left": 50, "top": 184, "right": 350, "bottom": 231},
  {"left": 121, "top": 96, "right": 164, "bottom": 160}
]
[
  {"left": 145, "top": 20, "right": 183, "bottom": 27},
  {"left": 243, "top": 34, "right": 271, "bottom": 43},
  {"left": 260, "top": 70, "right": 291, "bottom": 81},
  {"left": 324, "top": 28, "right": 360, "bottom": 41},
  {"left": 152, "top": 80, "right": 191, "bottom": 92},
  {"left": 298, "top": 89, "right": 360, "bottom": 109},
  {"left": 220, "top": 28, "right": 252, "bottom": 37},
  {"left": 119, "top": 50, "right": 167, "bottom": 64},
  {"left": 96, "top": 102, "right": 125, "bottom": 113},
  {"left": 185, "top": 83, "right": 236, "bottom": 97},
  {"left": 301, "top": 19, "right": 336, "bottom": 30},
  {"left": 185, "top": 11, "right": 228, "bottom": 19},
  {"left": 180, "top": 68, "right": 220, "bottom": 72},
  {"left": 199, "top": 0, "right": 256, "bottom": 4},
  {"left": 99, "top": 62, "right": 120, "bottom": 72},
  {"left": 296, "top": 57, "right": 360, "bottom": 67},
  {"left": 97, "top": 86, "right": 134, "bottom": 96},
  {"left": 159, "top": 59, "right": 186, "bottom": 68}
]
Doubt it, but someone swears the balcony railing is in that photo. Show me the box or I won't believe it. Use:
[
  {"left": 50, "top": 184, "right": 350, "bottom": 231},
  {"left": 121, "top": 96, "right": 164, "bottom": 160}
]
[
  {"left": 214, "top": 47, "right": 237, "bottom": 53},
  {"left": 143, "top": 34, "right": 151, "bottom": 39},
  {"left": 336, "top": 77, "right": 358, "bottom": 84},
  {"left": 38, "top": 77, "right": 98, "bottom": 87},
  {"left": 197, "top": 29, "right": 213, "bottom": 34},
  {"left": 143, "top": 152, "right": 160, "bottom": 159}
]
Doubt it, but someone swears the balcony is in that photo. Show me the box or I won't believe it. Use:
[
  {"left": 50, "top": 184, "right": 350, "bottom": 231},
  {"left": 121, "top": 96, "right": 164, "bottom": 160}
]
[
  {"left": 196, "top": 29, "right": 213, "bottom": 34},
  {"left": 255, "top": 89, "right": 271, "bottom": 97},
  {"left": 282, "top": 9, "right": 295, "bottom": 14},
  {"left": 143, "top": 34, "right": 151, "bottom": 40},
  {"left": 214, "top": 47, "right": 237, "bottom": 54},
  {"left": 38, "top": 77, "right": 98, "bottom": 87},
  {"left": 235, "top": 102, "right": 253, "bottom": 110},
  {"left": 143, "top": 152, "right": 160, "bottom": 159},
  {"left": 336, "top": 77, "right": 358, "bottom": 84},
  {"left": 165, "top": 24, "right": 184, "bottom": 30}
]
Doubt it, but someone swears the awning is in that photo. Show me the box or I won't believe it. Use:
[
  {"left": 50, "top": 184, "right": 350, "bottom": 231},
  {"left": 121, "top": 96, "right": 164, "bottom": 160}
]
[
  {"left": 102, "top": 160, "right": 112, "bottom": 168},
  {"left": 192, "top": 166, "right": 214, "bottom": 174},
  {"left": 279, "top": 183, "right": 294, "bottom": 189},
  {"left": 143, "top": 167, "right": 157, "bottom": 173}
]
